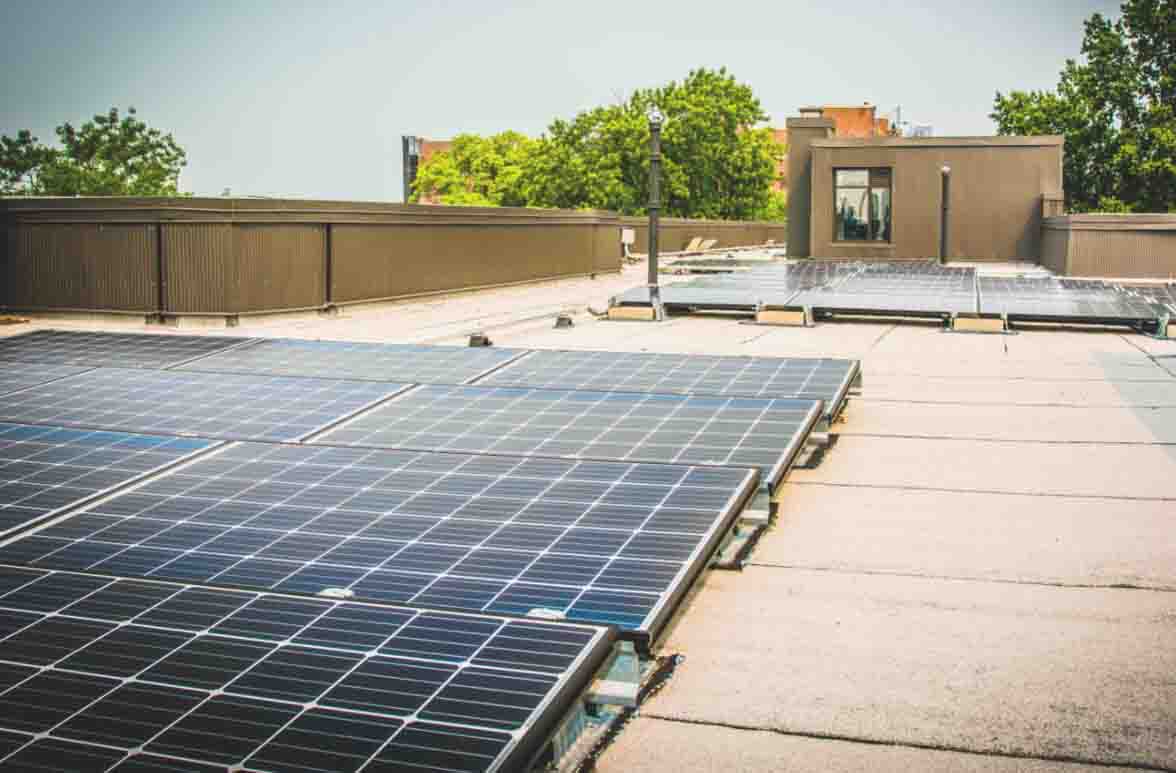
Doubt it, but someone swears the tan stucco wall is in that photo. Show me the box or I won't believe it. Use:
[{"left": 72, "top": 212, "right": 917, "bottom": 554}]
[{"left": 809, "top": 137, "right": 1063, "bottom": 261}]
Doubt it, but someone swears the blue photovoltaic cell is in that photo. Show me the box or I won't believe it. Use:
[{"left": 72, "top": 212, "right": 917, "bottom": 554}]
[
  {"left": 0, "top": 361, "right": 92, "bottom": 397},
  {"left": 0, "top": 368, "right": 407, "bottom": 442},
  {"left": 477, "top": 349, "right": 858, "bottom": 420},
  {"left": 0, "top": 442, "right": 757, "bottom": 639},
  {"left": 178, "top": 337, "right": 527, "bottom": 384},
  {"left": 0, "top": 330, "right": 253, "bottom": 369},
  {"left": 0, "top": 566, "right": 613, "bottom": 772},
  {"left": 318, "top": 383, "right": 821, "bottom": 493},
  {"left": 0, "top": 423, "right": 214, "bottom": 538}
]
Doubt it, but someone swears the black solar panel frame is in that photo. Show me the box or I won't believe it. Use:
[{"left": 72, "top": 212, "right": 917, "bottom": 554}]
[
  {"left": 0, "top": 565, "right": 617, "bottom": 773},
  {"left": 0, "top": 441, "right": 760, "bottom": 648}
]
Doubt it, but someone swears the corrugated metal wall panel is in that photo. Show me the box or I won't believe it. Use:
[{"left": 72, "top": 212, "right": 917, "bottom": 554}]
[
  {"left": 3, "top": 223, "right": 156, "bottom": 311},
  {"left": 163, "top": 223, "right": 233, "bottom": 313},
  {"left": 1068, "top": 229, "right": 1176, "bottom": 279},
  {"left": 330, "top": 223, "right": 601, "bottom": 304},
  {"left": 162, "top": 224, "right": 325, "bottom": 313},
  {"left": 233, "top": 225, "right": 326, "bottom": 312},
  {"left": 1040, "top": 227, "right": 1070, "bottom": 274}
]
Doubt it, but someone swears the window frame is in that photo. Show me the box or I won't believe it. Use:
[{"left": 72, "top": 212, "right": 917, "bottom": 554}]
[{"left": 832, "top": 167, "right": 893, "bottom": 244}]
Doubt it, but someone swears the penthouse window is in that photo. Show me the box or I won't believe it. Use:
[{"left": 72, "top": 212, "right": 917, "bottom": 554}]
[{"left": 834, "top": 168, "right": 891, "bottom": 242}]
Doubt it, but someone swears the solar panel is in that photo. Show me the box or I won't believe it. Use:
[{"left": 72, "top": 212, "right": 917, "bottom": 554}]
[
  {"left": 476, "top": 350, "right": 859, "bottom": 423},
  {"left": 0, "top": 368, "right": 408, "bottom": 442},
  {"left": 0, "top": 360, "right": 92, "bottom": 397},
  {"left": 613, "top": 260, "right": 863, "bottom": 310},
  {"left": 317, "top": 383, "right": 822, "bottom": 495},
  {"left": 0, "top": 423, "right": 214, "bottom": 539},
  {"left": 790, "top": 262, "right": 977, "bottom": 316},
  {"left": 0, "top": 442, "right": 758, "bottom": 642},
  {"left": 0, "top": 566, "right": 615, "bottom": 772},
  {"left": 1121, "top": 283, "right": 1176, "bottom": 311},
  {"left": 0, "top": 330, "right": 253, "bottom": 369},
  {"left": 177, "top": 337, "right": 528, "bottom": 384},
  {"left": 979, "top": 277, "right": 1161, "bottom": 324}
]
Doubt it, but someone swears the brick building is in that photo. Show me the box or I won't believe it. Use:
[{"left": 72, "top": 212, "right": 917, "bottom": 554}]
[{"left": 772, "top": 104, "right": 892, "bottom": 194}]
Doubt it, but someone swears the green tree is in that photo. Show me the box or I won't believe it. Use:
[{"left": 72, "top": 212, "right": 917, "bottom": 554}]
[
  {"left": 523, "top": 68, "right": 781, "bottom": 219},
  {"left": 410, "top": 68, "right": 783, "bottom": 220},
  {"left": 1, "top": 107, "right": 187, "bottom": 196},
  {"left": 411, "top": 131, "right": 535, "bottom": 206},
  {"left": 991, "top": 0, "right": 1175, "bottom": 212}
]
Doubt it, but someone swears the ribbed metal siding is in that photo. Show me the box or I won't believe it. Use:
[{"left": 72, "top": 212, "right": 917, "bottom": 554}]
[
  {"left": 1040, "top": 227, "right": 1070, "bottom": 274},
  {"left": 1068, "top": 229, "right": 1176, "bottom": 279},
  {"left": 3, "top": 223, "right": 156, "bottom": 311},
  {"left": 163, "top": 223, "right": 233, "bottom": 313},
  {"left": 163, "top": 224, "right": 325, "bottom": 313},
  {"left": 234, "top": 225, "right": 325, "bottom": 311},
  {"left": 330, "top": 223, "right": 600, "bottom": 303}
]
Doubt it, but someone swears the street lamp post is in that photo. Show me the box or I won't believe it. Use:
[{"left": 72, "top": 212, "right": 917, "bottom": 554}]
[
  {"left": 647, "top": 106, "right": 665, "bottom": 321},
  {"left": 938, "top": 165, "right": 951, "bottom": 264}
]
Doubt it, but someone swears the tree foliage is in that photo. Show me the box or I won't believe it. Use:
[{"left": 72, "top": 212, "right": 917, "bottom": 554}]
[
  {"left": 991, "top": 0, "right": 1175, "bottom": 212},
  {"left": 411, "top": 131, "right": 535, "bottom": 207},
  {"left": 412, "top": 68, "right": 783, "bottom": 220},
  {"left": 1, "top": 107, "right": 187, "bottom": 196}
]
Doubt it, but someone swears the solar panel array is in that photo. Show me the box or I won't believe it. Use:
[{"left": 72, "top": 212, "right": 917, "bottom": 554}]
[
  {"left": 0, "top": 424, "right": 214, "bottom": 538},
  {"left": 0, "top": 566, "right": 614, "bottom": 773},
  {"left": 791, "top": 263, "right": 978, "bottom": 316},
  {"left": 0, "top": 368, "right": 408, "bottom": 442},
  {"left": 978, "top": 277, "right": 1160, "bottom": 323},
  {"left": 0, "top": 442, "right": 756, "bottom": 640},
  {"left": 179, "top": 337, "right": 528, "bottom": 384},
  {"left": 477, "top": 350, "right": 858, "bottom": 421},
  {"left": 0, "top": 328, "right": 829, "bottom": 770},
  {"left": 0, "top": 330, "right": 252, "bottom": 368},
  {"left": 612, "top": 260, "right": 1173, "bottom": 329},
  {"left": 318, "top": 384, "right": 822, "bottom": 494},
  {"left": 614, "top": 260, "right": 862, "bottom": 310}
]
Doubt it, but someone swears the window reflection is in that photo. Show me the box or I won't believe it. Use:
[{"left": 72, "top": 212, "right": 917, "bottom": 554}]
[{"left": 835, "top": 168, "right": 891, "bottom": 242}]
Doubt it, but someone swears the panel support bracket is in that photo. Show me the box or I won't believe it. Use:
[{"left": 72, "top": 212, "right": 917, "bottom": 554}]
[{"left": 949, "top": 312, "right": 1008, "bottom": 334}]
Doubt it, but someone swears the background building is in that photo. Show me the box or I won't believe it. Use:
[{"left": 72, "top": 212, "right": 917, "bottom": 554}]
[
  {"left": 770, "top": 104, "right": 892, "bottom": 196},
  {"left": 786, "top": 110, "right": 1063, "bottom": 261},
  {"left": 401, "top": 136, "right": 453, "bottom": 203}
]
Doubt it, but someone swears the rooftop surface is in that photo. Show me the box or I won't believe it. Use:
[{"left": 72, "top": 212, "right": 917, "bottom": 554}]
[{"left": 3, "top": 261, "right": 1174, "bottom": 772}]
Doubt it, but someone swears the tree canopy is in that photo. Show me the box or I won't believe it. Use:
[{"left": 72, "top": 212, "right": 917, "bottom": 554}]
[
  {"left": 1, "top": 107, "right": 187, "bottom": 196},
  {"left": 990, "top": 0, "right": 1175, "bottom": 212},
  {"left": 412, "top": 68, "right": 785, "bottom": 220}
]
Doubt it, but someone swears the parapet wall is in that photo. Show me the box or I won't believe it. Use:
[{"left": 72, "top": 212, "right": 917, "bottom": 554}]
[
  {"left": 1041, "top": 214, "right": 1176, "bottom": 278},
  {"left": 0, "top": 198, "right": 785, "bottom": 317}
]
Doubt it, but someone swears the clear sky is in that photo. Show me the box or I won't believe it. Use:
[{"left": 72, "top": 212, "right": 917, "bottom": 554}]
[{"left": 1, "top": 0, "right": 1121, "bottom": 201}]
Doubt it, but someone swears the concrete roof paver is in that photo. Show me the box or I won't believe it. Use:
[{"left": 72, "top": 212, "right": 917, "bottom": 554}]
[
  {"left": 860, "top": 374, "right": 1176, "bottom": 408},
  {"left": 839, "top": 401, "right": 1176, "bottom": 443},
  {"left": 641, "top": 567, "right": 1176, "bottom": 770},
  {"left": 791, "top": 434, "right": 1176, "bottom": 500},
  {"left": 762, "top": 485, "right": 1176, "bottom": 589},
  {"left": 598, "top": 717, "right": 1150, "bottom": 773}
]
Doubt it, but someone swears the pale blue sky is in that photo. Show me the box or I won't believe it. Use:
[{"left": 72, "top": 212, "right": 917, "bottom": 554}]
[{"left": 1, "top": 0, "right": 1120, "bottom": 200}]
